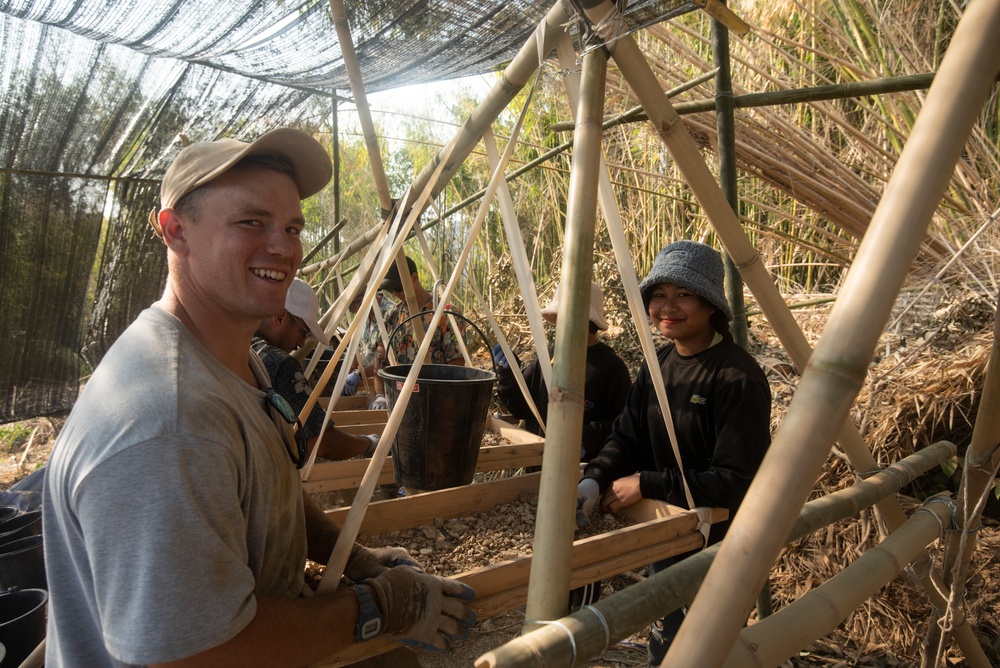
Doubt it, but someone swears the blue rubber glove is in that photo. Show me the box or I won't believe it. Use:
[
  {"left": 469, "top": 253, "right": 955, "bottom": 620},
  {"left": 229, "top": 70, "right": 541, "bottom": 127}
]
[
  {"left": 491, "top": 343, "right": 510, "bottom": 370},
  {"left": 362, "top": 433, "right": 379, "bottom": 458},
  {"left": 343, "top": 371, "right": 363, "bottom": 396},
  {"left": 369, "top": 394, "right": 388, "bottom": 411}
]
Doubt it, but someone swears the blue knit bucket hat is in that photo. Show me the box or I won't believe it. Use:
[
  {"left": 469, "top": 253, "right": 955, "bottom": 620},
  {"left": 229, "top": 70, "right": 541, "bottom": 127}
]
[{"left": 638, "top": 240, "right": 733, "bottom": 321}]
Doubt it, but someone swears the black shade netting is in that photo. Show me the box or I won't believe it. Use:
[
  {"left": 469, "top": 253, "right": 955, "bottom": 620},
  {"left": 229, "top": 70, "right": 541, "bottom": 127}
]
[{"left": 0, "top": 174, "right": 104, "bottom": 421}]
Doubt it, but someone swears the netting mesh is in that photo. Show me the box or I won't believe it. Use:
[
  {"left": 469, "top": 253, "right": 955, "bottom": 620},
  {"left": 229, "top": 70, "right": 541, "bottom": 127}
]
[
  {"left": 0, "top": 174, "right": 103, "bottom": 420},
  {"left": 0, "top": 0, "right": 695, "bottom": 420}
]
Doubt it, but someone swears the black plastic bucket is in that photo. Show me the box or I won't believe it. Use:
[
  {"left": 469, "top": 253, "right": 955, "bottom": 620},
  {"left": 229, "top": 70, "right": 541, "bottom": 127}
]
[
  {"left": 378, "top": 310, "right": 497, "bottom": 491},
  {"left": 0, "top": 535, "right": 45, "bottom": 591},
  {"left": 0, "top": 588, "right": 47, "bottom": 667},
  {"left": 0, "top": 510, "right": 41, "bottom": 548},
  {"left": 0, "top": 507, "right": 16, "bottom": 524},
  {"left": 378, "top": 363, "right": 496, "bottom": 490}
]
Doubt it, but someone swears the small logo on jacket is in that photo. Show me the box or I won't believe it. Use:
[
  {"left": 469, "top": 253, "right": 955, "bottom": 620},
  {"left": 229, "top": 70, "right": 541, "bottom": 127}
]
[{"left": 689, "top": 394, "right": 707, "bottom": 405}]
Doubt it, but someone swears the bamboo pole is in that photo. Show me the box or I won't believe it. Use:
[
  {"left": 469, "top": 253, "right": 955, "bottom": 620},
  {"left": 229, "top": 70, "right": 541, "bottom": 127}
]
[
  {"left": 548, "top": 71, "right": 1000, "bottom": 134},
  {"left": 555, "top": 32, "right": 697, "bottom": 511},
  {"left": 524, "top": 43, "right": 608, "bottom": 632},
  {"left": 327, "top": 0, "right": 391, "bottom": 214},
  {"left": 476, "top": 441, "right": 957, "bottom": 667},
  {"left": 712, "top": 4, "right": 749, "bottom": 351},
  {"left": 482, "top": 129, "right": 553, "bottom": 389},
  {"left": 935, "top": 292, "right": 1000, "bottom": 658},
  {"left": 712, "top": 4, "right": 769, "bottom": 619},
  {"left": 664, "top": 0, "right": 1000, "bottom": 663},
  {"left": 328, "top": 0, "right": 423, "bottom": 343},
  {"left": 723, "top": 497, "right": 956, "bottom": 668}
]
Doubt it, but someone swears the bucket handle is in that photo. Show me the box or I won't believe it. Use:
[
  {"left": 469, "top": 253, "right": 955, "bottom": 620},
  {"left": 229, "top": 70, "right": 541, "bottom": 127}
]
[{"left": 386, "top": 309, "right": 497, "bottom": 376}]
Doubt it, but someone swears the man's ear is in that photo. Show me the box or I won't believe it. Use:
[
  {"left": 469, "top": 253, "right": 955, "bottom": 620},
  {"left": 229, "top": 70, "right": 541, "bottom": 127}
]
[{"left": 159, "top": 209, "right": 189, "bottom": 254}]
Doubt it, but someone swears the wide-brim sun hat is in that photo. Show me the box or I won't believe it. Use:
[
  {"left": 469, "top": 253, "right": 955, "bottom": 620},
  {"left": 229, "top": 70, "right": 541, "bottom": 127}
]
[
  {"left": 284, "top": 278, "right": 330, "bottom": 346},
  {"left": 150, "top": 128, "right": 332, "bottom": 238},
  {"left": 540, "top": 283, "right": 609, "bottom": 331},
  {"left": 638, "top": 240, "right": 733, "bottom": 321}
]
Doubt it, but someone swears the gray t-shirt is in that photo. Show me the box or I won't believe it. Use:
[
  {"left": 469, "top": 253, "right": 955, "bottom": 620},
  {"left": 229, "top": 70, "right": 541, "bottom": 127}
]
[{"left": 43, "top": 306, "right": 307, "bottom": 666}]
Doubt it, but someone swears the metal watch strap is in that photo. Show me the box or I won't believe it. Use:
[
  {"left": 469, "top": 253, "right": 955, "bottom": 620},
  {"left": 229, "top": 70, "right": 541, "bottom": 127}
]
[{"left": 352, "top": 584, "right": 383, "bottom": 642}]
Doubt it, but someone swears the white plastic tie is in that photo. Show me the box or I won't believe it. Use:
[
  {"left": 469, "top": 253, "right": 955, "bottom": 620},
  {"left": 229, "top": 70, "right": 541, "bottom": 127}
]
[{"left": 695, "top": 507, "right": 712, "bottom": 546}]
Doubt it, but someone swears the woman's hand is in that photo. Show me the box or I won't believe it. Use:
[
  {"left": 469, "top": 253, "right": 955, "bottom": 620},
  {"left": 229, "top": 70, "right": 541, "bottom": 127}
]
[{"left": 601, "top": 474, "right": 642, "bottom": 513}]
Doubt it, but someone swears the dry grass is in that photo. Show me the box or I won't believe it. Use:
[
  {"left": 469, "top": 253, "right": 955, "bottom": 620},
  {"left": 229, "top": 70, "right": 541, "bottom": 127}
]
[{"left": 742, "top": 285, "right": 1000, "bottom": 667}]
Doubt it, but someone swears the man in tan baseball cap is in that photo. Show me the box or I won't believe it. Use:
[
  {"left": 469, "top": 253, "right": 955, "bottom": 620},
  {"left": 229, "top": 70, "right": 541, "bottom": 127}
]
[
  {"left": 44, "top": 130, "right": 476, "bottom": 666},
  {"left": 149, "top": 128, "right": 332, "bottom": 239}
]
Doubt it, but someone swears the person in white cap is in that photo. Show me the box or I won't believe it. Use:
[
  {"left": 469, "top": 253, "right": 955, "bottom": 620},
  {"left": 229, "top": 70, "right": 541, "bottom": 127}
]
[
  {"left": 576, "top": 240, "right": 771, "bottom": 666},
  {"left": 253, "top": 278, "right": 380, "bottom": 461},
  {"left": 42, "top": 130, "right": 476, "bottom": 667},
  {"left": 493, "top": 282, "right": 631, "bottom": 462}
]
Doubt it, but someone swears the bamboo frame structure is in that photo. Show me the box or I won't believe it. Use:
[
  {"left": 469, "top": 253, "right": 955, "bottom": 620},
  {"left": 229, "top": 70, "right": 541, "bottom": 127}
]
[
  {"left": 722, "top": 497, "right": 956, "bottom": 668},
  {"left": 476, "top": 441, "right": 957, "bottom": 667},
  {"left": 298, "top": 3, "right": 572, "bottom": 282},
  {"left": 566, "top": 0, "right": 995, "bottom": 662},
  {"left": 524, "top": 42, "right": 608, "bottom": 631},
  {"left": 664, "top": 0, "right": 1000, "bottom": 663},
  {"left": 326, "top": 0, "right": 425, "bottom": 352},
  {"left": 307, "top": 0, "right": 999, "bottom": 663}
]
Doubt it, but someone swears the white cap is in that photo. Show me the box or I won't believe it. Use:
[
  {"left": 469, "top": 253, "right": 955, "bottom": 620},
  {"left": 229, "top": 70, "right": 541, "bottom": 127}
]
[
  {"left": 540, "top": 283, "right": 609, "bottom": 331},
  {"left": 284, "top": 278, "right": 329, "bottom": 345}
]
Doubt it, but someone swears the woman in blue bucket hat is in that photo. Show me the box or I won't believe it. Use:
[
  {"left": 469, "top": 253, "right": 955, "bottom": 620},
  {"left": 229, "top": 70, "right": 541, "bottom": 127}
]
[{"left": 576, "top": 240, "right": 772, "bottom": 666}]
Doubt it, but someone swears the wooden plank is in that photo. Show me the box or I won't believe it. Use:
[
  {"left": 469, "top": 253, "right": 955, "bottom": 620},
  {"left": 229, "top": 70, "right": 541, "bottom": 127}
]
[
  {"left": 303, "top": 442, "right": 546, "bottom": 493},
  {"left": 302, "top": 417, "right": 544, "bottom": 494},
  {"left": 466, "top": 532, "right": 707, "bottom": 619},
  {"left": 324, "top": 473, "right": 544, "bottom": 535},
  {"left": 335, "top": 424, "right": 388, "bottom": 436},
  {"left": 326, "top": 394, "right": 372, "bottom": 411},
  {"left": 313, "top": 506, "right": 717, "bottom": 667},
  {"left": 321, "top": 409, "right": 388, "bottom": 426}
]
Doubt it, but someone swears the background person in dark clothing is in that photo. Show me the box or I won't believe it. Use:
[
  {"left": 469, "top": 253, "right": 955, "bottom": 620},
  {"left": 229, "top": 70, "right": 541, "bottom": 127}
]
[{"left": 493, "top": 282, "right": 630, "bottom": 462}]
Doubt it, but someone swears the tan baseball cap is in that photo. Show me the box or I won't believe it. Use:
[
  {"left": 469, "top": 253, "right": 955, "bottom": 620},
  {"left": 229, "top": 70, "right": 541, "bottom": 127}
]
[
  {"left": 285, "top": 278, "right": 330, "bottom": 346},
  {"left": 150, "top": 128, "right": 332, "bottom": 238}
]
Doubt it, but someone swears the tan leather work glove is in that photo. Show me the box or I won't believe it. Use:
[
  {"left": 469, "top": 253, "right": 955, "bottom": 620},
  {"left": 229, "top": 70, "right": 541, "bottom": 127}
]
[
  {"left": 366, "top": 566, "right": 477, "bottom": 651},
  {"left": 346, "top": 544, "right": 422, "bottom": 582}
]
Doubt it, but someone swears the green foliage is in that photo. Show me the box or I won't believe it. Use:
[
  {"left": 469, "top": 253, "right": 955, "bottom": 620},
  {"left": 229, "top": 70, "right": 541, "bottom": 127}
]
[
  {"left": 939, "top": 456, "right": 959, "bottom": 479},
  {"left": 0, "top": 423, "right": 32, "bottom": 452}
]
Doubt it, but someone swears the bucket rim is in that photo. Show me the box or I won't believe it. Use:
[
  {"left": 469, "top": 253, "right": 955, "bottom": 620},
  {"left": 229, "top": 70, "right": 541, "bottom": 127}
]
[
  {"left": 377, "top": 364, "right": 497, "bottom": 384},
  {"left": 0, "top": 588, "right": 48, "bottom": 625},
  {"left": 0, "top": 534, "right": 43, "bottom": 556}
]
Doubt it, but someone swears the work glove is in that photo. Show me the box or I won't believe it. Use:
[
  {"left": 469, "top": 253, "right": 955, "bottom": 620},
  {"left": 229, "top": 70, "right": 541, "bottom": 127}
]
[
  {"left": 576, "top": 478, "right": 600, "bottom": 528},
  {"left": 343, "top": 371, "right": 363, "bottom": 396},
  {"left": 361, "top": 433, "right": 379, "bottom": 458},
  {"left": 366, "top": 566, "right": 477, "bottom": 651},
  {"left": 369, "top": 394, "right": 388, "bottom": 411},
  {"left": 491, "top": 343, "right": 510, "bottom": 370},
  {"left": 346, "top": 544, "right": 422, "bottom": 582}
]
